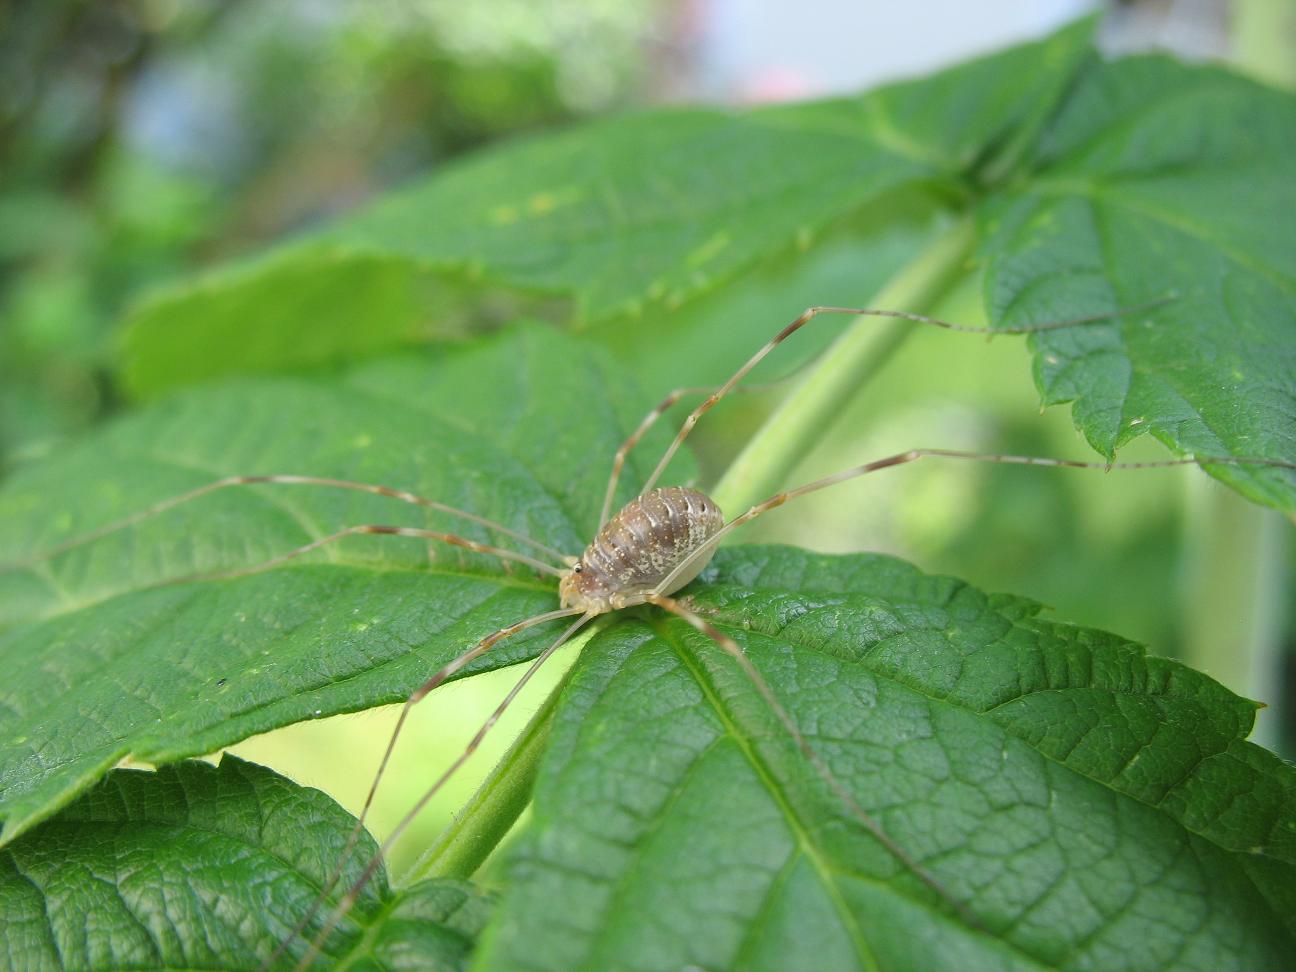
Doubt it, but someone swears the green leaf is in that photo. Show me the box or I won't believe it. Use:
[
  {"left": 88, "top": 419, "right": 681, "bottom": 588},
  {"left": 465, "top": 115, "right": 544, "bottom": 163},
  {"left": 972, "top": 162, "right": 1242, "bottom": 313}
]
[
  {"left": 121, "top": 253, "right": 560, "bottom": 401},
  {"left": 5, "top": 20, "right": 1296, "bottom": 969},
  {"left": 0, "top": 755, "right": 492, "bottom": 971},
  {"left": 116, "top": 19, "right": 1296, "bottom": 516},
  {"left": 4, "top": 320, "right": 1293, "bottom": 968},
  {"left": 119, "top": 19, "right": 1097, "bottom": 398},
  {"left": 0, "top": 325, "right": 687, "bottom": 846},
  {"left": 978, "top": 56, "right": 1296, "bottom": 510},
  {"left": 478, "top": 546, "right": 1295, "bottom": 972}
]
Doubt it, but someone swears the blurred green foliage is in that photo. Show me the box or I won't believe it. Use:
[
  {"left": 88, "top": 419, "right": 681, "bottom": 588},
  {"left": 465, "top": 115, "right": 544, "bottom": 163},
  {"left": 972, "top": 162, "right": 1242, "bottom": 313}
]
[{"left": 0, "top": 0, "right": 652, "bottom": 469}]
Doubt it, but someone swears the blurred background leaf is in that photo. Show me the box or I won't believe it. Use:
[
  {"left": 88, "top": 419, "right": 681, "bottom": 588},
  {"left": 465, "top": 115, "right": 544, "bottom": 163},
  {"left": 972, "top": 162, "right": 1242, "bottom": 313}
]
[{"left": 0, "top": 0, "right": 654, "bottom": 469}]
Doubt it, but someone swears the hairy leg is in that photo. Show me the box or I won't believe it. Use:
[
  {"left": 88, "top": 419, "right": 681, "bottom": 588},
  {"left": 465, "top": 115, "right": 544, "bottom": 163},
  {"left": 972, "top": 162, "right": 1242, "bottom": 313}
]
[
  {"left": 265, "top": 605, "right": 582, "bottom": 971},
  {"left": 641, "top": 591, "right": 979, "bottom": 927},
  {"left": 182, "top": 522, "right": 568, "bottom": 584},
  {"left": 636, "top": 300, "right": 1172, "bottom": 498},
  {"left": 285, "top": 611, "right": 594, "bottom": 972},
  {"left": 597, "top": 357, "right": 833, "bottom": 527},
  {"left": 656, "top": 449, "right": 1296, "bottom": 597},
  {"left": 599, "top": 386, "right": 716, "bottom": 529},
  {"left": 4, "top": 473, "right": 569, "bottom": 571}
]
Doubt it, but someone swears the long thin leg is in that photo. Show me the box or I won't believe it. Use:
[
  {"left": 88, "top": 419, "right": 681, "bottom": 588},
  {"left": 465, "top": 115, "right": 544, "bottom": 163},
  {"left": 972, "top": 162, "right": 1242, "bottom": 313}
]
[
  {"left": 641, "top": 592, "right": 979, "bottom": 927},
  {"left": 600, "top": 386, "right": 718, "bottom": 528},
  {"left": 286, "top": 611, "right": 594, "bottom": 972},
  {"left": 656, "top": 450, "right": 1296, "bottom": 597},
  {"left": 2, "top": 474, "right": 568, "bottom": 571},
  {"left": 264, "top": 605, "right": 582, "bottom": 972},
  {"left": 637, "top": 299, "right": 1173, "bottom": 497},
  {"left": 599, "top": 356, "right": 840, "bottom": 528},
  {"left": 186, "top": 523, "right": 567, "bottom": 584}
]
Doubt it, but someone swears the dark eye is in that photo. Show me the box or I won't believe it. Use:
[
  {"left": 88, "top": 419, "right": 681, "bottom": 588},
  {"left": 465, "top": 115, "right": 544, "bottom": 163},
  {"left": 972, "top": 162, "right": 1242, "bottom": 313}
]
[{"left": 573, "top": 563, "right": 583, "bottom": 573}]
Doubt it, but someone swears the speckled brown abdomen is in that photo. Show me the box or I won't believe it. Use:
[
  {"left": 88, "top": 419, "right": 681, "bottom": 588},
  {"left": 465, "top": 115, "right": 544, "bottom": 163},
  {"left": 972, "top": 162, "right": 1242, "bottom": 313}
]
[{"left": 559, "top": 486, "right": 724, "bottom": 612}]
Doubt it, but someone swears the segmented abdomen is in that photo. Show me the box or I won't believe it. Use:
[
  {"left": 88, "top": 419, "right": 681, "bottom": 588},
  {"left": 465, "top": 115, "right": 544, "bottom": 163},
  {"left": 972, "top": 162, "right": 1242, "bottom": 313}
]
[{"left": 583, "top": 486, "right": 724, "bottom": 595}]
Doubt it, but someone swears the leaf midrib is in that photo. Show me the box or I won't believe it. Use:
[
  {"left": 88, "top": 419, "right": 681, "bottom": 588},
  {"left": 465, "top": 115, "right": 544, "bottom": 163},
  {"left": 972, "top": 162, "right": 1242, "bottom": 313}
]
[
  {"left": 1024, "top": 176, "right": 1296, "bottom": 296},
  {"left": 355, "top": 151, "right": 910, "bottom": 258},
  {"left": 650, "top": 617, "right": 881, "bottom": 972},
  {"left": 653, "top": 613, "right": 1071, "bottom": 972},
  {"left": 698, "top": 591, "right": 1290, "bottom": 876}
]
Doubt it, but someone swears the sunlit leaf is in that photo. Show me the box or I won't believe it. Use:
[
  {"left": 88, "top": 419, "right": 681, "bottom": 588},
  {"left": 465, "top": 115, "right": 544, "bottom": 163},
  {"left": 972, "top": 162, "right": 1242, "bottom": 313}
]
[
  {"left": 119, "top": 20, "right": 1096, "bottom": 397},
  {"left": 116, "top": 19, "right": 1296, "bottom": 514},
  {"left": 479, "top": 546, "right": 1295, "bottom": 971},
  {"left": 0, "top": 326, "right": 686, "bottom": 845},
  {"left": 4, "top": 18, "right": 1295, "bottom": 971}
]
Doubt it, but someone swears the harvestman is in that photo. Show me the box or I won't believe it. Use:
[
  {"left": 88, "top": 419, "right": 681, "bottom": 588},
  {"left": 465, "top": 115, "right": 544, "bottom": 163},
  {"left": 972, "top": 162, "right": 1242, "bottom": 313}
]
[{"left": 9, "top": 303, "right": 1293, "bottom": 969}]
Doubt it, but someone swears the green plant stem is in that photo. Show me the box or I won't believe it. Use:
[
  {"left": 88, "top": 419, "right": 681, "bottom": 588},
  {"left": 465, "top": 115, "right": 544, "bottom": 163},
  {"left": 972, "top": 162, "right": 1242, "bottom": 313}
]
[
  {"left": 402, "top": 645, "right": 583, "bottom": 883},
  {"left": 1195, "top": 0, "right": 1296, "bottom": 755},
  {"left": 710, "top": 217, "right": 976, "bottom": 516},
  {"left": 1180, "top": 471, "right": 1290, "bottom": 751},
  {"left": 398, "top": 217, "right": 972, "bottom": 882}
]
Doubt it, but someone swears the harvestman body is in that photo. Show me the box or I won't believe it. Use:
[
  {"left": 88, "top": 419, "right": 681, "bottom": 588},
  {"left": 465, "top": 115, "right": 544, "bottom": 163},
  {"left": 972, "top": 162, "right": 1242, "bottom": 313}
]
[
  {"left": 561, "top": 486, "right": 725, "bottom": 611},
  {"left": 7, "top": 301, "right": 1294, "bottom": 970}
]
